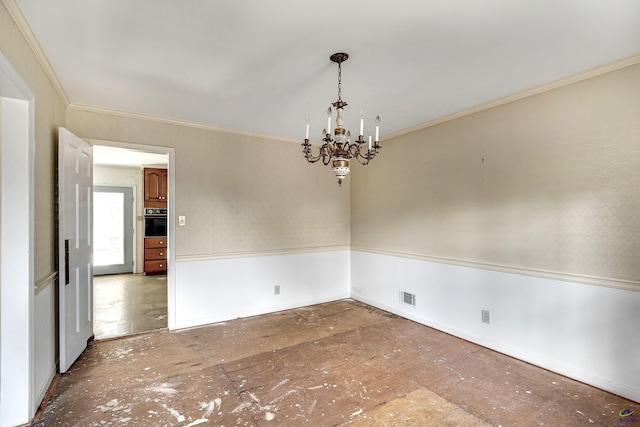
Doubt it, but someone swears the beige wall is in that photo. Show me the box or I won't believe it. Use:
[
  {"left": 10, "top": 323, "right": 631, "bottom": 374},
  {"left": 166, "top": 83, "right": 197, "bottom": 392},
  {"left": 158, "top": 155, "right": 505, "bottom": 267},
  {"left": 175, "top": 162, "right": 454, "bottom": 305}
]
[
  {"left": 1, "top": 2, "right": 67, "bottom": 281},
  {"left": 66, "top": 108, "right": 350, "bottom": 257},
  {"left": 352, "top": 63, "right": 640, "bottom": 287}
]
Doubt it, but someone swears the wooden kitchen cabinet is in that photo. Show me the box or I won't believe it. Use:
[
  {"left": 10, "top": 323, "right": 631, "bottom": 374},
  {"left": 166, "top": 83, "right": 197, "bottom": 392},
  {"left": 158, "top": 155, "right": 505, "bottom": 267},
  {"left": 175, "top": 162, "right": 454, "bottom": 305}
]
[
  {"left": 144, "top": 237, "right": 167, "bottom": 275},
  {"left": 144, "top": 168, "right": 168, "bottom": 208}
]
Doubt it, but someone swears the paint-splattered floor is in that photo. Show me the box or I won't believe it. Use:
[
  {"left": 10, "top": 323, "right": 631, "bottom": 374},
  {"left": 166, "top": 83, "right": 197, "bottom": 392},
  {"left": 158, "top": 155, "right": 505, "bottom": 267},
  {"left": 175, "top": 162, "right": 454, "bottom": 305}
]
[{"left": 33, "top": 300, "right": 637, "bottom": 426}]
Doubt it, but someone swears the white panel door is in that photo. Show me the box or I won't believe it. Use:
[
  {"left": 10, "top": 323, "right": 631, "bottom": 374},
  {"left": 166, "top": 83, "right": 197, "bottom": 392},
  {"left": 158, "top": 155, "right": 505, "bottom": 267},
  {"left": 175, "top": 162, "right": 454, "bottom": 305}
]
[{"left": 58, "top": 127, "right": 93, "bottom": 373}]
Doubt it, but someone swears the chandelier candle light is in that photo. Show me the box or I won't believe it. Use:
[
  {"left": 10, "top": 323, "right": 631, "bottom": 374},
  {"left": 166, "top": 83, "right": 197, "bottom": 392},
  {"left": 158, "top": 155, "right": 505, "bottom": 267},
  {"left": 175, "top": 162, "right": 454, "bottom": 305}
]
[{"left": 302, "top": 52, "right": 381, "bottom": 186}]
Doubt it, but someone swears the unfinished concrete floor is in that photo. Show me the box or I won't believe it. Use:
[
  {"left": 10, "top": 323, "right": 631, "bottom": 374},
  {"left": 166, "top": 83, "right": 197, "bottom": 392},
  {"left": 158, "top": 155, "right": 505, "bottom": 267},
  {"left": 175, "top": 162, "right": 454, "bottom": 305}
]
[
  {"left": 93, "top": 273, "right": 167, "bottom": 339},
  {"left": 34, "top": 300, "right": 637, "bottom": 426}
]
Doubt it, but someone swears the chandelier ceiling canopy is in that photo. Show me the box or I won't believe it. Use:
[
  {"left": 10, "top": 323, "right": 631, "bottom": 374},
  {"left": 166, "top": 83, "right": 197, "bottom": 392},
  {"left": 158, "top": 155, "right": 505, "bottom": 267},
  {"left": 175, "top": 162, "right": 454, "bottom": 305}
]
[{"left": 302, "top": 53, "right": 380, "bottom": 186}]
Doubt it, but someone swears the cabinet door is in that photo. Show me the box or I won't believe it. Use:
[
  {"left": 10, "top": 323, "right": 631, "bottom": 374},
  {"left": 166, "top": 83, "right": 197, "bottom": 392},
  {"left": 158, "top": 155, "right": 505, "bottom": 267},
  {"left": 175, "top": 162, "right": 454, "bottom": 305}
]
[
  {"left": 159, "top": 169, "right": 168, "bottom": 200},
  {"left": 144, "top": 168, "right": 163, "bottom": 201},
  {"left": 144, "top": 168, "right": 167, "bottom": 207}
]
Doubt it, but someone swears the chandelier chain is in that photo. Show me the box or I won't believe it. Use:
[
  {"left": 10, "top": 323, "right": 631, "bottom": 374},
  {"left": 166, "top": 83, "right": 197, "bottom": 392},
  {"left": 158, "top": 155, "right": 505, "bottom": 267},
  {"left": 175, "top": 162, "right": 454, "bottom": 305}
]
[{"left": 337, "top": 62, "right": 342, "bottom": 102}]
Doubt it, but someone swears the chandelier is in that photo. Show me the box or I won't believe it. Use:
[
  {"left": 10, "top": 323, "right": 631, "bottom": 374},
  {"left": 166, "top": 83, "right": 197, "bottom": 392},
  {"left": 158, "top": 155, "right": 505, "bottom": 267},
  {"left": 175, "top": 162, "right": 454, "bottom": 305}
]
[{"left": 302, "top": 52, "right": 381, "bottom": 186}]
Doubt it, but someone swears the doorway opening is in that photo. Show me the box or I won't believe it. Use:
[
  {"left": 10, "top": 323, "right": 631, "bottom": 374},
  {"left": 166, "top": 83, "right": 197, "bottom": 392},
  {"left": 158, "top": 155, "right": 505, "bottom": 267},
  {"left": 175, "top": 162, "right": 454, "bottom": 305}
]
[{"left": 92, "top": 145, "right": 169, "bottom": 340}]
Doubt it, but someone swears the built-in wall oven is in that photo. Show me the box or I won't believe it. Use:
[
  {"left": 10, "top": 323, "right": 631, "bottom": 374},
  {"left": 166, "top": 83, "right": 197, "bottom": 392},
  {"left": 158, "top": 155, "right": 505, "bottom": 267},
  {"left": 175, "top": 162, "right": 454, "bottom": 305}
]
[{"left": 144, "top": 208, "right": 167, "bottom": 237}]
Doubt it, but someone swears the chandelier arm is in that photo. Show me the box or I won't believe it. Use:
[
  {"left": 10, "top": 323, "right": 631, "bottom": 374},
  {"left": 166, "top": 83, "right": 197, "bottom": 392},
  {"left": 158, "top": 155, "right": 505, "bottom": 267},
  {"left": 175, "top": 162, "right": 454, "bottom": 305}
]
[
  {"left": 320, "top": 141, "right": 332, "bottom": 165},
  {"left": 349, "top": 143, "right": 377, "bottom": 165},
  {"left": 302, "top": 140, "right": 329, "bottom": 163},
  {"left": 322, "top": 140, "right": 337, "bottom": 165},
  {"left": 347, "top": 144, "right": 362, "bottom": 162},
  {"left": 304, "top": 155, "right": 323, "bottom": 164},
  {"left": 353, "top": 154, "right": 371, "bottom": 166}
]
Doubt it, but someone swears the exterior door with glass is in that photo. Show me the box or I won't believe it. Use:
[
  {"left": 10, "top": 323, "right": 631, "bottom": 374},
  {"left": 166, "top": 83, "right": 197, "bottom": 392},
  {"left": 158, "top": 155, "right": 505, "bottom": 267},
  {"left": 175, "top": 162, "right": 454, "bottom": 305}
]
[{"left": 93, "top": 186, "right": 134, "bottom": 276}]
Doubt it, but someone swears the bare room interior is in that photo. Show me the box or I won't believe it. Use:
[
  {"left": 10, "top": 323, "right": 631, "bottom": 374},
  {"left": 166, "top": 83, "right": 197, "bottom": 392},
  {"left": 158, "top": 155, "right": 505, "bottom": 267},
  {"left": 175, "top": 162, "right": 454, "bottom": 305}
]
[{"left": 1, "top": 1, "right": 639, "bottom": 426}]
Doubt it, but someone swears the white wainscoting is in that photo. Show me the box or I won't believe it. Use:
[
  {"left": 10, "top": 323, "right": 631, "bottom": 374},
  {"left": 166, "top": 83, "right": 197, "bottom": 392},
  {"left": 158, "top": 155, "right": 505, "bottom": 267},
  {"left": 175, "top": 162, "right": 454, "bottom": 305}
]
[
  {"left": 174, "top": 250, "right": 351, "bottom": 329},
  {"left": 350, "top": 251, "right": 640, "bottom": 402},
  {"left": 34, "top": 275, "right": 56, "bottom": 410}
]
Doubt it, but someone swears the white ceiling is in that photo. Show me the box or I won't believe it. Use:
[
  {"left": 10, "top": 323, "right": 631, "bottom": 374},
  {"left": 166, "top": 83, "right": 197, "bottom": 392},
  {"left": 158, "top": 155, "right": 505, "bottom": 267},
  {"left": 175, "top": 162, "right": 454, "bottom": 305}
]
[
  {"left": 14, "top": 0, "right": 640, "bottom": 141},
  {"left": 93, "top": 145, "right": 167, "bottom": 167}
]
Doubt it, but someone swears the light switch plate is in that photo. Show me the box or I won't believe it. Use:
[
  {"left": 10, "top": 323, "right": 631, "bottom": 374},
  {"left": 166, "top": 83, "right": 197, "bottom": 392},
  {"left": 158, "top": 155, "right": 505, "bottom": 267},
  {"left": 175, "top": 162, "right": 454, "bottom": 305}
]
[{"left": 178, "top": 215, "right": 186, "bottom": 226}]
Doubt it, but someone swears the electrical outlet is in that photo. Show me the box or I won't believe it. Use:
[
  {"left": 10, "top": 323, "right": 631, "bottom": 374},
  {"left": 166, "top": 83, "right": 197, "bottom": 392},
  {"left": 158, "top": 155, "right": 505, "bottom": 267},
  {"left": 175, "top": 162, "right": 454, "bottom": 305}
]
[
  {"left": 274, "top": 285, "right": 280, "bottom": 295},
  {"left": 482, "top": 310, "right": 491, "bottom": 324}
]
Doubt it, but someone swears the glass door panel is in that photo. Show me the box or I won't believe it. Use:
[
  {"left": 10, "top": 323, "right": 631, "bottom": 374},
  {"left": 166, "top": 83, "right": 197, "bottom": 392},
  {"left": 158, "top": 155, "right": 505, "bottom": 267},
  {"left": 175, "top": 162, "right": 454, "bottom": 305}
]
[{"left": 93, "top": 186, "right": 134, "bottom": 275}]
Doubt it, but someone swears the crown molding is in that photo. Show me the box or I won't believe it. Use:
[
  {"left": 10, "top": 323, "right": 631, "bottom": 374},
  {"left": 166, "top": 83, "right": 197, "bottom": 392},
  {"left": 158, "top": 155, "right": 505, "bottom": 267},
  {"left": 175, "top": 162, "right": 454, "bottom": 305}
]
[
  {"left": 3, "top": 0, "right": 70, "bottom": 106},
  {"left": 384, "top": 54, "right": 640, "bottom": 141},
  {"left": 68, "top": 102, "right": 300, "bottom": 144},
  {"left": 69, "top": 54, "right": 640, "bottom": 144}
]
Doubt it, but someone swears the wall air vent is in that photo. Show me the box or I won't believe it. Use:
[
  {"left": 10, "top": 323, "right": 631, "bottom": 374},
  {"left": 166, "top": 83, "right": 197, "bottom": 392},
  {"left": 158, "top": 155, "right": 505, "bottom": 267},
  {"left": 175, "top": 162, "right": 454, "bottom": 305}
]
[{"left": 400, "top": 291, "right": 416, "bottom": 307}]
